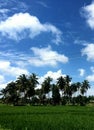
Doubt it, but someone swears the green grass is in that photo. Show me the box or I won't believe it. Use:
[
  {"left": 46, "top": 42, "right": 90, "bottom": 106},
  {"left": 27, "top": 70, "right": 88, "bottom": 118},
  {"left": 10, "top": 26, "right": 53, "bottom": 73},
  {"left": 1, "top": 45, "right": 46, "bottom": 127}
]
[{"left": 0, "top": 105, "right": 94, "bottom": 130}]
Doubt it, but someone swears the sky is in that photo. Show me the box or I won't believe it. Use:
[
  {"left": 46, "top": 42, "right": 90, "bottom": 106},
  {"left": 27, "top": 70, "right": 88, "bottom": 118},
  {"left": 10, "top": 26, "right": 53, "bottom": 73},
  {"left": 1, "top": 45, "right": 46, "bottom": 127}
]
[{"left": 0, "top": 0, "right": 94, "bottom": 95}]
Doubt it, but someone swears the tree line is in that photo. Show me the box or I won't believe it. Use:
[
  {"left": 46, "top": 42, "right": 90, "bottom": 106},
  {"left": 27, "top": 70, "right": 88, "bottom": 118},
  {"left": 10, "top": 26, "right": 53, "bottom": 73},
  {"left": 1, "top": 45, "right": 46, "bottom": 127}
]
[{"left": 0, "top": 73, "right": 91, "bottom": 106}]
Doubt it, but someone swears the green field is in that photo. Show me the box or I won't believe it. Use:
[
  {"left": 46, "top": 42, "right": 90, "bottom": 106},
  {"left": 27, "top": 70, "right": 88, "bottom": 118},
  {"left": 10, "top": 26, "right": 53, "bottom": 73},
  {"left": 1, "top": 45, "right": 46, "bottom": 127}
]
[{"left": 0, "top": 105, "right": 94, "bottom": 130}]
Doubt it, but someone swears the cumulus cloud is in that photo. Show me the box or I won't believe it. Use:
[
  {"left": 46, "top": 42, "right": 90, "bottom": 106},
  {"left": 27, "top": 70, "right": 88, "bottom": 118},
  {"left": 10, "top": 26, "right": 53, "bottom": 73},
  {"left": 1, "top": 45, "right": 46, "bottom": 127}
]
[
  {"left": 38, "top": 69, "right": 65, "bottom": 85},
  {"left": 0, "top": 60, "right": 29, "bottom": 77},
  {"left": 0, "top": 75, "right": 5, "bottom": 84},
  {"left": 87, "top": 87, "right": 94, "bottom": 96},
  {"left": 90, "top": 66, "right": 94, "bottom": 73},
  {"left": 29, "top": 46, "right": 68, "bottom": 67},
  {"left": 0, "top": 83, "right": 8, "bottom": 90},
  {"left": 81, "top": 1, "right": 94, "bottom": 29},
  {"left": 0, "top": 47, "right": 68, "bottom": 68},
  {"left": 86, "top": 66, "right": 94, "bottom": 82},
  {"left": 81, "top": 43, "right": 94, "bottom": 61},
  {"left": 0, "top": 13, "right": 62, "bottom": 44},
  {"left": 78, "top": 68, "right": 85, "bottom": 77},
  {"left": 86, "top": 74, "right": 94, "bottom": 82}
]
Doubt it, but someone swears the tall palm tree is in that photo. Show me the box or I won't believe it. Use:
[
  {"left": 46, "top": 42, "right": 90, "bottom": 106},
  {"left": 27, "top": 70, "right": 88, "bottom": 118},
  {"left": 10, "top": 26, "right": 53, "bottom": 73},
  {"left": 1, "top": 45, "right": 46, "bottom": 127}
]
[
  {"left": 42, "top": 76, "right": 52, "bottom": 99},
  {"left": 76, "top": 82, "right": 82, "bottom": 96},
  {"left": 80, "top": 80, "right": 90, "bottom": 96},
  {"left": 16, "top": 74, "right": 29, "bottom": 100},
  {"left": 70, "top": 83, "right": 78, "bottom": 97},
  {"left": 64, "top": 75, "right": 72, "bottom": 103},
  {"left": 28, "top": 73, "right": 39, "bottom": 89},
  {"left": 27, "top": 73, "right": 39, "bottom": 102},
  {"left": 65, "top": 75, "right": 72, "bottom": 86},
  {"left": 57, "top": 76, "right": 66, "bottom": 97}
]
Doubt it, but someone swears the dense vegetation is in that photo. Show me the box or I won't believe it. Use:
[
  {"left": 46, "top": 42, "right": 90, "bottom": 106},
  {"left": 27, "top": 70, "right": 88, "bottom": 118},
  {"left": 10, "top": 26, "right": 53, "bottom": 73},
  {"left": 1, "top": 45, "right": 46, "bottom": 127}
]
[
  {"left": 0, "top": 105, "right": 94, "bottom": 130},
  {"left": 0, "top": 73, "right": 90, "bottom": 106}
]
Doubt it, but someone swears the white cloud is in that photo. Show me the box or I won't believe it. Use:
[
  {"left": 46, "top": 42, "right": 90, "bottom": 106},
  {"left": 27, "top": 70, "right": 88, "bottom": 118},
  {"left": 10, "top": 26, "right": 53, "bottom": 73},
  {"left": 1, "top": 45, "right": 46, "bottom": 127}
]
[
  {"left": 81, "top": 1, "right": 94, "bottom": 29},
  {"left": 0, "top": 9, "right": 9, "bottom": 14},
  {"left": 86, "top": 74, "right": 94, "bottom": 82},
  {"left": 37, "top": 1, "right": 49, "bottom": 8},
  {"left": 74, "top": 39, "right": 88, "bottom": 45},
  {"left": 87, "top": 88, "right": 94, "bottom": 96},
  {"left": 0, "top": 0, "right": 28, "bottom": 12},
  {"left": 0, "top": 46, "right": 68, "bottom": 68},
  {"left": 29, "top": 46, "right": 68, "bottom": 67},
  {"left": 90, "top": 66, "right": 94, "bottom": 73},
  {"left": 0, "top": 60, "right": 29, "bottom": 77},
  {"left": 78, "top": 68, "right": 85, "bottom": 77},
  {"left": 86, "top": 66, "right": 94, "bottom": 82},
  {"left": 0, "top": 83, "right": 7, "bottom": 90},
  {"left": 0, "top": 75, "right": 5, "bottom": 84},
  {"left": 0, "top": 13, "right": 62, "bottom": 44},
  {"left": 0, "top": 9, "right": 9, "bottom": 20},
  {"left": 38, "top": 69, "right": 65, "bottom": 85},
  {"left": 81, "top": 44, "right": 94, "bottom": 61}
]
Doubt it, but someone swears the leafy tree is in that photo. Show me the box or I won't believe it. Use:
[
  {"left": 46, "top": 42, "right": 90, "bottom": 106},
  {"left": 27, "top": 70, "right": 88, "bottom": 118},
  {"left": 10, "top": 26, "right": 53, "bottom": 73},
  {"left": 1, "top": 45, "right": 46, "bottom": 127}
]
[
  {"left": 76, "top": 95, "right": 89, "bottom": 106},
  {"left": 0, "top": 88, "right": 7, "bottom": 101},
  {"left": 1, "top": 82, "right": 19, "bottom": 105},
  {"left": 52, "top": 84, "right": 60, "bottom": 105}
]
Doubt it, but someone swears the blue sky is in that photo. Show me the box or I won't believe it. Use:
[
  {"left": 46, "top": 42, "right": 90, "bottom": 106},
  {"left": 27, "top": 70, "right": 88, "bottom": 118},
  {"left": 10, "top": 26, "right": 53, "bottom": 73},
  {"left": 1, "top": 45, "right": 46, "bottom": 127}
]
[{"left": 0, "top": 0, "right": 94, "bottom": 95}]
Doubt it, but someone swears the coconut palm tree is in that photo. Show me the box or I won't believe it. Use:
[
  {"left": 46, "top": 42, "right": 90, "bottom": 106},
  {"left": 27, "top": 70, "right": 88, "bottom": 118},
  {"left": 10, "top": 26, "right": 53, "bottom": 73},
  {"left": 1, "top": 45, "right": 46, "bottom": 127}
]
[
  {"left": 16, "top": 74, "right": 29, "bottom": 102},
  {"left": 28, "top": 73, "right": 39, "bottom": 89},
  {"left": 64, "top": 75, "right": 72, "bottom": 103},
  {"left": 42, "top": 76, "right": 52, "bottom": 99},
  {"left": 76, "top": 82, "right": 82, "bottom": 96},
  {"left": 27, "top": 73, "right": 39, "bottom": 103},
  {"left": 70, "top": 83, "right": 78, "bottom": 97},
  {"left": 57, "top": 76, "right": 66, "bottom": 97},
  {"left": 80, "top": 80, "right": 90, "bottom": 96}
]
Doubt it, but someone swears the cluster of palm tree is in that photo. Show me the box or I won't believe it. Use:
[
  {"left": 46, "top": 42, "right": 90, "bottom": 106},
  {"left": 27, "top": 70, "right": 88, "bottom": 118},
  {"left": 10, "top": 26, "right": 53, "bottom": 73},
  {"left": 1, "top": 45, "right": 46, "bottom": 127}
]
[{"left": 0, "top": 73, "right": 90, "bottom": 106}]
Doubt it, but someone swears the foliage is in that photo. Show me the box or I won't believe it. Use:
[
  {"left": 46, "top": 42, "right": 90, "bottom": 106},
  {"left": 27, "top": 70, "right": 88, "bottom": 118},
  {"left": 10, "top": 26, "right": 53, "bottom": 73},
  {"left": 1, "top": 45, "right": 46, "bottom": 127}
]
[{"left": 0, "top": 73, "right": 90, "bottom": 106}]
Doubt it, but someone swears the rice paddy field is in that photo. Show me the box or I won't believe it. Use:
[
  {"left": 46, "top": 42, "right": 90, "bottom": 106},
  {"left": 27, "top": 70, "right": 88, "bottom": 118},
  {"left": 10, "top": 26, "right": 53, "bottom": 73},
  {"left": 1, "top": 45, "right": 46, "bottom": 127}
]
[{"left": 0, "top": 105, "right": 94, "bottom": 130}]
